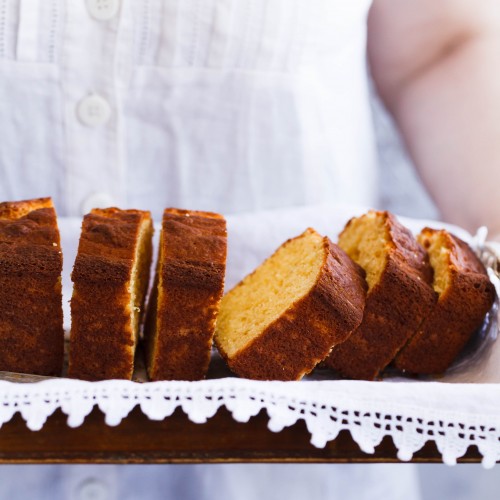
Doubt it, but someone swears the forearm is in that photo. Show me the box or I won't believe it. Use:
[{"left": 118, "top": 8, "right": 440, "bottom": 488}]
[
  {"left": 388, "top": 34, "right": 500, "bottom": 236},
  {"left": 369, "top": 0, "right": 500, "bottom": 236}
]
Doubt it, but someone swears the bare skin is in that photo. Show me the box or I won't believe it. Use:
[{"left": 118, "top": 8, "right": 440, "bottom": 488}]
[{"left": 368, "top": 0, "right": 500, "bottom": 237}]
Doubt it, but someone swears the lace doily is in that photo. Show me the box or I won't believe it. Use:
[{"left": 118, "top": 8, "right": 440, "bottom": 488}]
[
  {"left": 1, "top": 377, "right": 500, "bottom": 468},
  {"left": 1, "top": 212, "right": 500, "bottom": 468}
]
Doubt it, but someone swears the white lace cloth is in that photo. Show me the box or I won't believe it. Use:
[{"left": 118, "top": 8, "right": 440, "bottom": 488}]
[{"left": 1, "top": 206, "right": 500, "bottom": 468}]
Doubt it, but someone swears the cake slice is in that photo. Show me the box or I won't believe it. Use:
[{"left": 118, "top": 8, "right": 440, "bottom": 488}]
[
  {"left": 144, "top": 208, "right": 227, "bottom": 381},
  {"left": 394, "top": 227, "right": 496, "bottom": 374},
  {"left": 324, "top": 210, "right": 436, "bottom": 380},
  {"left": 68, "top": 207, "right": 153, "bottom": 381},
  {"left": 0, "top": 197, "right": 64, "bottom": 376},
  {"left": 214, "top": 228, "right": 367, "bottom": 381}
]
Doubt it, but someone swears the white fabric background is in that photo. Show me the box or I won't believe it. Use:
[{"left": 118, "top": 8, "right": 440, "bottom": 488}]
[{"left": 0, "top": 0, "right": 377, "bottom": 219}]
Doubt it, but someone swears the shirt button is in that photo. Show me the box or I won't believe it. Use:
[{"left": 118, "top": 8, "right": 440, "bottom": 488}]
[
  {"left": 77, "top": 94, "right": 111, "bottom": 127},
  {"left": 81, "top": 192, "right": 116, "bottom": 215},
  {"left": 86, "top": 0, "right": 120, "bottom": 21},
  {"left": 76, "top": 478, "right": 109, "bottom": 500}
]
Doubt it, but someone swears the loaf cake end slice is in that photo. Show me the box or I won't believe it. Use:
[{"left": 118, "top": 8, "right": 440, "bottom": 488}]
[
  {"left": 394, "top": 227, "right": 496, "bottom": 374},
  {"left": 0, "top": 197, "right": 64, "bottom": 376}
]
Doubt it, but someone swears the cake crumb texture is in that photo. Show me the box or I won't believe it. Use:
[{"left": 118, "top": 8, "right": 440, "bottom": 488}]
[
  {"left": 324, "top": 210, "right": 436, "bottom": 380},
  {"left": 214, "top": 228, "right": 367, "bottom": 381}
]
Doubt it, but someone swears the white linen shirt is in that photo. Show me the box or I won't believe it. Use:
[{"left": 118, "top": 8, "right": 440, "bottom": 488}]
[{"left": 0, "top": 0, "right": 377, "bottom": 219}]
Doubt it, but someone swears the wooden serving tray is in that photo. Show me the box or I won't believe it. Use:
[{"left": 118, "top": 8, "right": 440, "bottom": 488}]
[
  {"left": 0, "top": 406, "right": 485, "bottom": 464},
  {"left": 0, "top": 371, "right": 484, "bottom": 464}
]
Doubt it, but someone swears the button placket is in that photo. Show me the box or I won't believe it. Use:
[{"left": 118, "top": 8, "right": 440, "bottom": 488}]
[
  {"left": 86, "top": 0, "right": 120, "bottom": 21},
  {"left": 62, "top": 1, "right": 127, "bottom": 216},
  {"left": 77, "top": 94, "right": 112, "bottom": 127}
]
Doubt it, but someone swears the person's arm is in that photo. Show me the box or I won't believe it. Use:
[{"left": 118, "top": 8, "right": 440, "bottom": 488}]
[{"left": 368, "top": 0, "right": 500, "bottom": 236}]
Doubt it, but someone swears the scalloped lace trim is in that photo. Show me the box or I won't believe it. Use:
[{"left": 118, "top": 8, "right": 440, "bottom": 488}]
[{"left": 1, "top": 378, "right": 500, "bottom": 468}]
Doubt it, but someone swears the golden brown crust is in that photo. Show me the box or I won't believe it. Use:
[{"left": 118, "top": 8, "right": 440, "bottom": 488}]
[
  {"left": 324, "top": 211, "right": 436, "bottom": 380},
  {"left": 68, "top": 207, "right": 153, "bottom": 381},
  {"left": 394, "top": 228, "right": 496, "bottom": 374},
  {"left": 144, "top": 208, "right": 227, "bottom": 381},
  {"left": 216, "top": 235, "right": 367, "bottom": 381},
  {"left": 0, "top": 198, "right": 64, "bottom": 376},
  {"left": 0, "top": 197, "right": 54, "bottom": 220}
]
